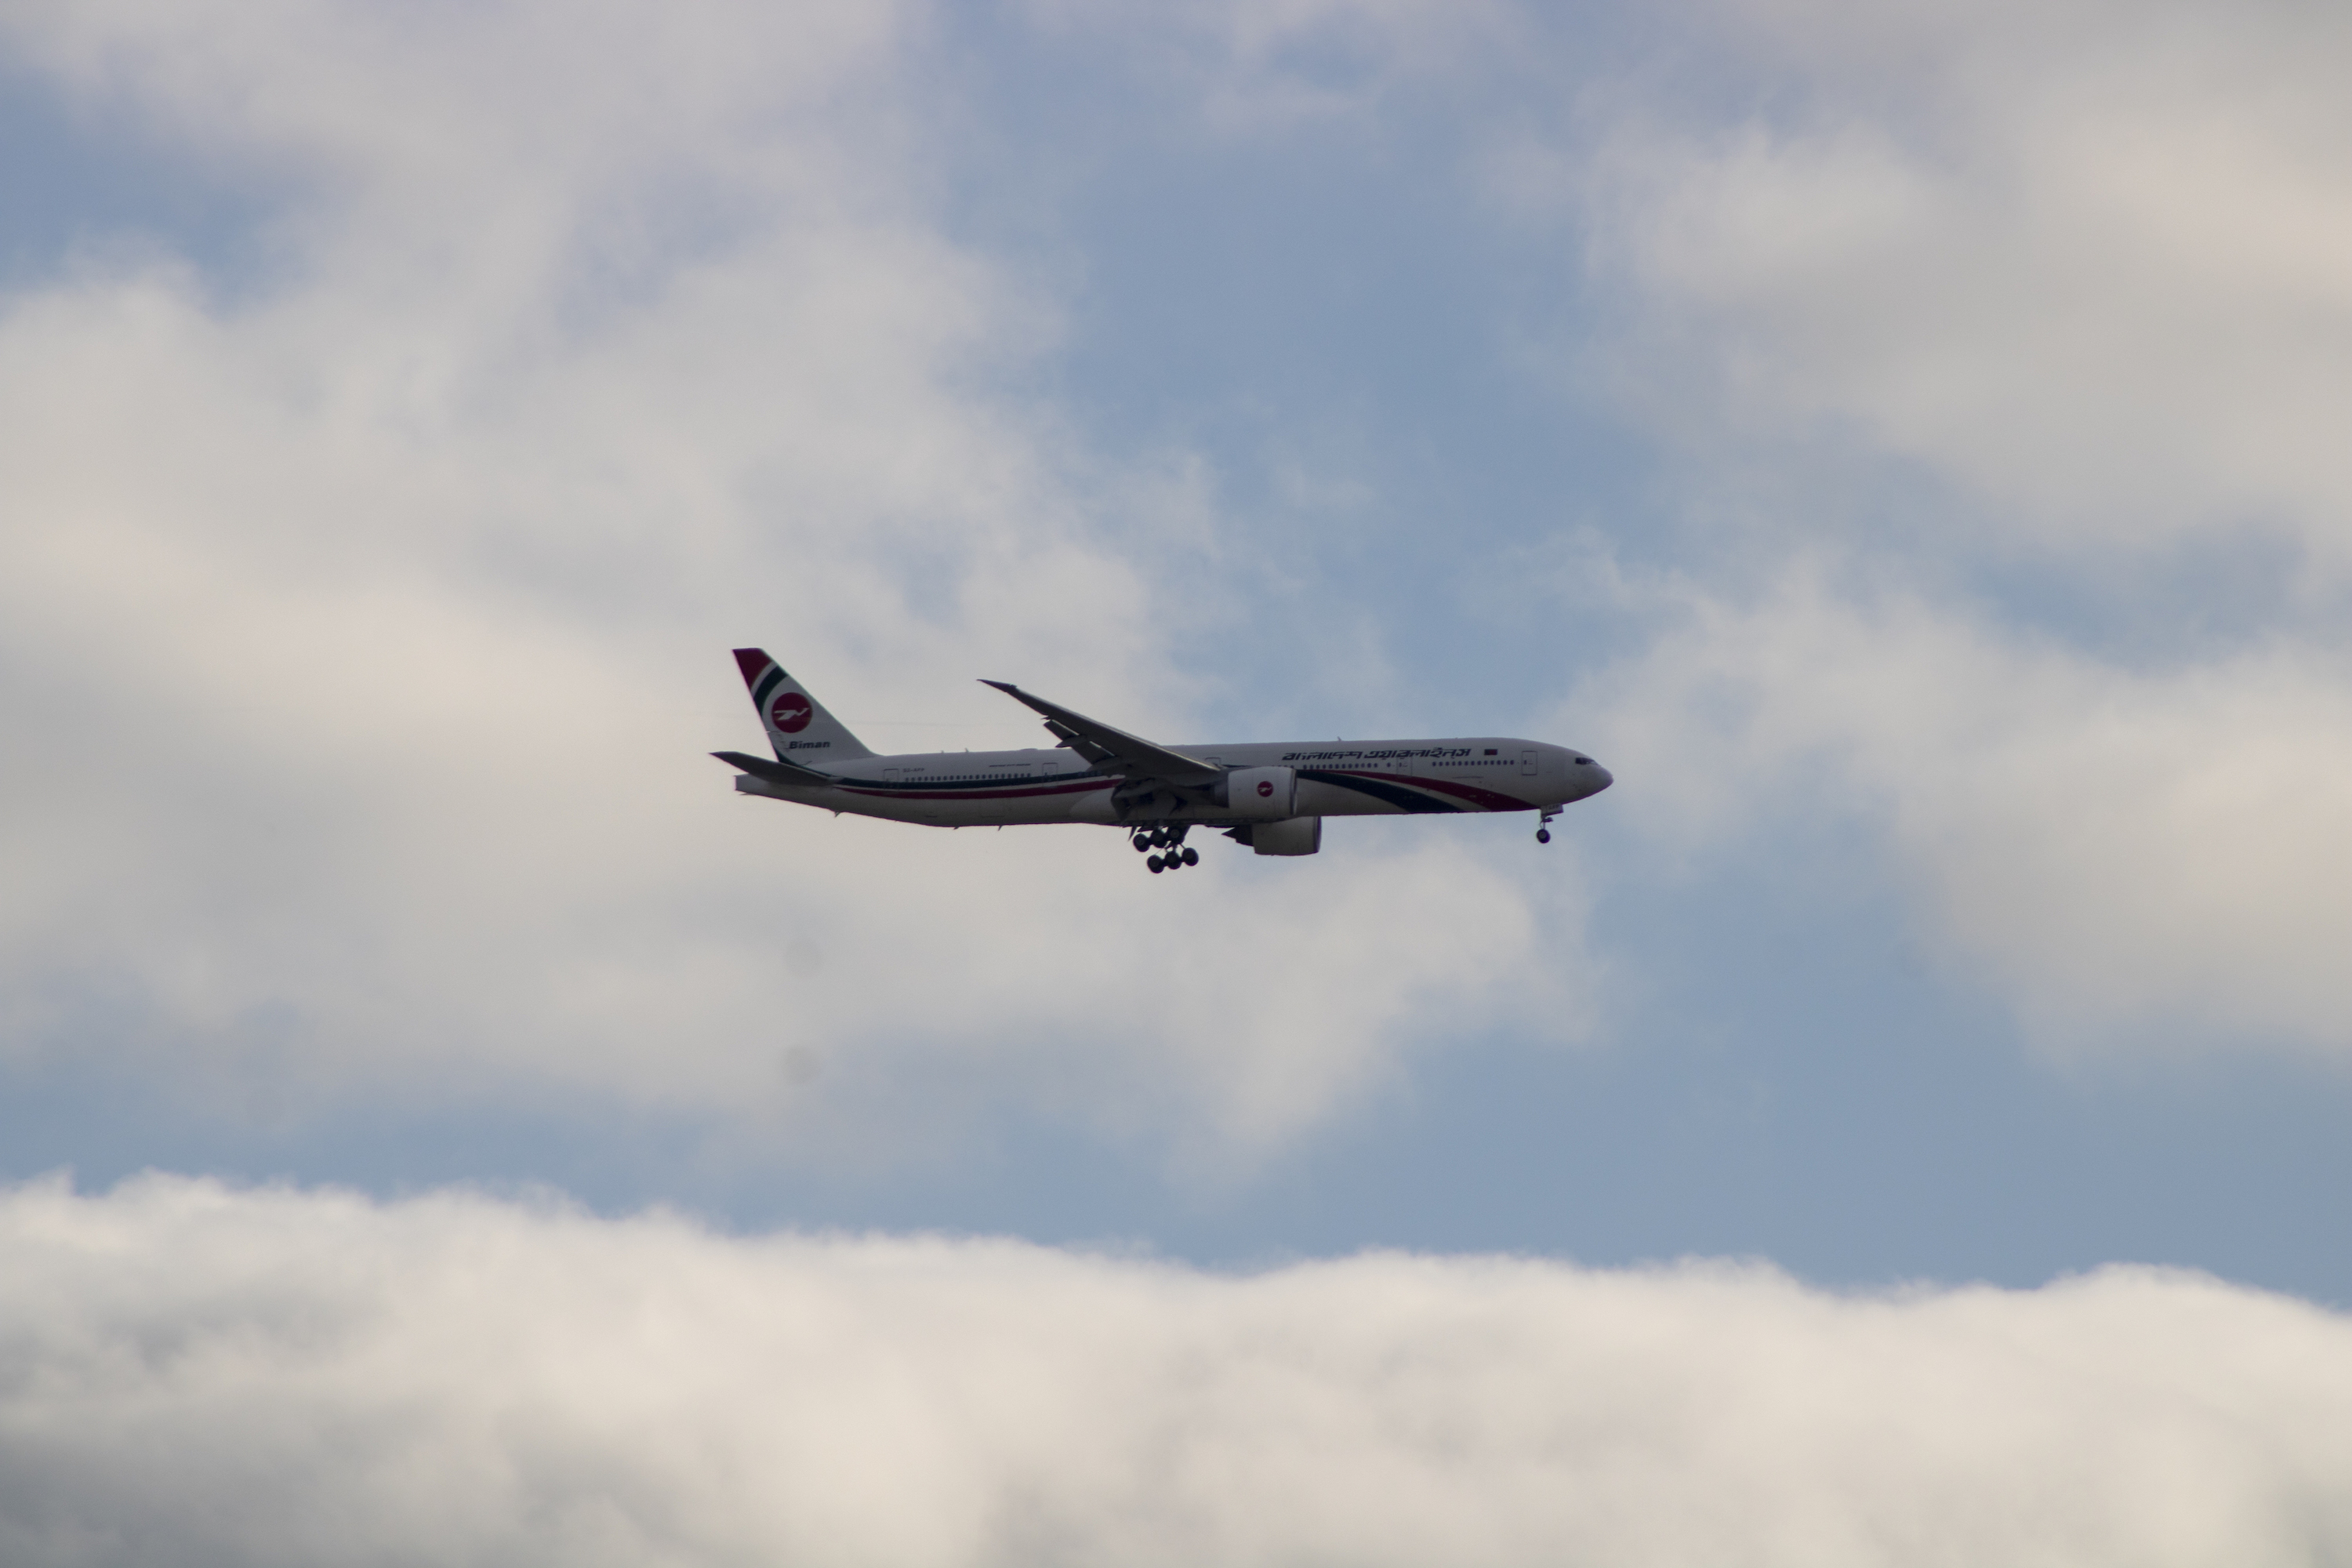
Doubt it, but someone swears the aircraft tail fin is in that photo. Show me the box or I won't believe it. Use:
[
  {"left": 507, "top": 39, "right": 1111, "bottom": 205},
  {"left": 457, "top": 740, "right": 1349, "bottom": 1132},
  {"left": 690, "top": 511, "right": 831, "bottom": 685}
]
[{"left": 731, "top": 648, "right": 873, "bottom": 760}]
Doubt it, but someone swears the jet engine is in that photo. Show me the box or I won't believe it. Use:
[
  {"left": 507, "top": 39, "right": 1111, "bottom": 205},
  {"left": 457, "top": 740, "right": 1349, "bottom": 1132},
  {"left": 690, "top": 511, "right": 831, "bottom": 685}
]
[
  {"left": 1216, "top": 766, "right": 1297, "bottom": 819},
  {"left": 1246, "top": 816, "right": 1321, "bottom": 856}
]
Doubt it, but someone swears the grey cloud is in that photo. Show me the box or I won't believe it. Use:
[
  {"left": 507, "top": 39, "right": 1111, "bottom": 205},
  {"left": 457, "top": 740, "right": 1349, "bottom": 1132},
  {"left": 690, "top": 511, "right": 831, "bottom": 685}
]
[
  {"left": 1485, "top": 0, "right": 2352, "bottom": 1058},
  {"left": 1578, "top": 0, "right": 2352, "bottom": 558},
  {"left": 0, "top": 0, "right": 1592, "bottom": 1152},
  {"left": 1575, "top": 573, "right": 2352, "bottom": 1057},
  {"left": 1018, "top": 0, "right": 1525, "bottom": 132},
  {"left": 2, "top": 1174, "right": 2347, "bottom": 1567}
]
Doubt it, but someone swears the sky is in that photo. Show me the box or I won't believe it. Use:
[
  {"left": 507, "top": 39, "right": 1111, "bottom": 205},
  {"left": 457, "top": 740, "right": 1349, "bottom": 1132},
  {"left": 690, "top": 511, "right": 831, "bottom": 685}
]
[{"left": 2, "top": 0, "right": 2350, "bottom": 1561}]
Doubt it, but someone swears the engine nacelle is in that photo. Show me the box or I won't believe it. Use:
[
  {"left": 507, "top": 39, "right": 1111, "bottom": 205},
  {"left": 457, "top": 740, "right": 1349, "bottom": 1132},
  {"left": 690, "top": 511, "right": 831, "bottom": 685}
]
[
  {"left": 1217, "top": 766, "right": 1297, "bottom": 819},
  {"left": 1247, "top": 816, "right": 1322, "bottom": 856}
]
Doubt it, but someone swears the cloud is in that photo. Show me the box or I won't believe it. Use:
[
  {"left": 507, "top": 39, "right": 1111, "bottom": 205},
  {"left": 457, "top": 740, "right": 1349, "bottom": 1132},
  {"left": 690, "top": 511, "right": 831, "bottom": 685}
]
[
  {"left": 1018, "top": 0, "right": 1522, "bottom": 133},
  {"left": 1464, "top": 0, "right": 2352, "bottom": 1060},
  {"left": 2, "top": 1174, "right": 2346, "bottom": 1566},
  {"left": 1575, "top": 571, "right": 2352, "bottom": 1056},
  {"left": 0, "top": 0, "right": 1595, "bottom": 1154},
  {"left": 1577, "top": 0, "right": 2352, "bottom": 557}
]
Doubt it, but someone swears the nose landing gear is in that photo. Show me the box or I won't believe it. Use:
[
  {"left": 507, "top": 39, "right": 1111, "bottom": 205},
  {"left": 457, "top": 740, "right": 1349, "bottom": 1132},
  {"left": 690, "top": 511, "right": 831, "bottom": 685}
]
[{"left": 1536, "top": 807, "right": 1560, "bottom": 845}]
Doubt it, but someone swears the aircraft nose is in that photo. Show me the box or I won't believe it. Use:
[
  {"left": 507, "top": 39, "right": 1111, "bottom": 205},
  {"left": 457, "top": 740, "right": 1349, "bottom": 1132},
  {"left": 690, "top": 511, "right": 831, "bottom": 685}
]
[{"left": 1578, "top": 756, "right": 1613, "bottom": 797}]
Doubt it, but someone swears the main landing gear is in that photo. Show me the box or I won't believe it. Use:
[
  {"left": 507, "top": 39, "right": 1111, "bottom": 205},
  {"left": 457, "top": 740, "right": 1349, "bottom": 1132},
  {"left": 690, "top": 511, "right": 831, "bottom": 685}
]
[
  {"left": 1132, "top": 825, "right": 1199, "bottom": 874},
  {"left": 1536, "top": 807, "right": 1560, "bottom": 846}
]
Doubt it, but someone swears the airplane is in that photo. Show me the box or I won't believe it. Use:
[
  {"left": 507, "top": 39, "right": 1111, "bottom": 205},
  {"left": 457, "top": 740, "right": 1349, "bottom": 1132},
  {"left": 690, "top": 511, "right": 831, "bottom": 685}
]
[{"left": 713, "top": 648, "right": 1612, "bottom": 873}]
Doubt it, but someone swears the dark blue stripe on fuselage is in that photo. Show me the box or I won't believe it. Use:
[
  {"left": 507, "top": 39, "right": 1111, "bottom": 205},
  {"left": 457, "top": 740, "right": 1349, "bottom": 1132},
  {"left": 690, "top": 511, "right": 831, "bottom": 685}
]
[
  {"left": 834, "top": 775, "right": 1109, "bottom": 801},
  {"left": 1299, "top": 768, "right": 1460, "bottom": 813}
]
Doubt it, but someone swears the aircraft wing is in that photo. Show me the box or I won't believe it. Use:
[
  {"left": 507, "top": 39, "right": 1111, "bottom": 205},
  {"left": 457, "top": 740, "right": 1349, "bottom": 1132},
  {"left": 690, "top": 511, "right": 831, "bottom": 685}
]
[
  {"left": 979, "top": 681, "right": 1221, "bottom": 784},
  {"left": 712, "top": 750, "right": 835, "bottom": 787}
]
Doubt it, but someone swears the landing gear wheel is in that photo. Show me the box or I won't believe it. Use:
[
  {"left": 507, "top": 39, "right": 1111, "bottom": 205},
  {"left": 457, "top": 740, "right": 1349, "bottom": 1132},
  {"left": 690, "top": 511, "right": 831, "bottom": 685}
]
[
  {"left": 1536, "top": 828, "right": 1552, "bottom": 844},
  {"left": 1147, "top": 855, "right": 1165, "bottom": 873},
  {"left": 1132, "top": 834, "right": 1152, "bottom": 852},
  {"left": 1181, "top": 847, "right": 1200, "bottom": 866}
]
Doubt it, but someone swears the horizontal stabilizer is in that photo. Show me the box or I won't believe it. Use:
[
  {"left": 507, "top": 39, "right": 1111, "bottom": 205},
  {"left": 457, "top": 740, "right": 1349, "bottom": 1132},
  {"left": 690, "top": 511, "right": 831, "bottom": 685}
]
[{"left": 712, "top": 750, "right": 834, "bottom": 788}]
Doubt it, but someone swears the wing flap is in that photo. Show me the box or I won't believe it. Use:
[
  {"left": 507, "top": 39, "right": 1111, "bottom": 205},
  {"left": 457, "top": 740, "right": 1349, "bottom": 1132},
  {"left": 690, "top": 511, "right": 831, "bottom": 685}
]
[
  {"left": 1040, "top": 717, "right": 1116, "bottom": 767},
  {"left": 979, "top": 681, "right": 1219, "bottom": 783}
]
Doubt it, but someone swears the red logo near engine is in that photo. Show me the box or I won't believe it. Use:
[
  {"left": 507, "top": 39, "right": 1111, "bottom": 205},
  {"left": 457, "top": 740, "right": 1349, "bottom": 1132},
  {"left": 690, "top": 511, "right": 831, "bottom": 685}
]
[
  {"left": 1257, "top": 779, "right": 1274, "bottom": 797},
  {"left": 771, "top": 691, "right": 813, "bottom": 733}
]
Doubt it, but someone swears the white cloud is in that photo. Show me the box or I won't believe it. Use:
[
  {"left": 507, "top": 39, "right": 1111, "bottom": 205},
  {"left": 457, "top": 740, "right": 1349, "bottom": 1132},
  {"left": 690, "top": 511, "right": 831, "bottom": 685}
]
[
  {"left": 1018, "top": 0, "right": 1521, "bottom": 133},
  {"left": 1576, "top": 572, "right": 2352, "bottom": 1056},
  {"left": 1470, "top": 0, "right": 2352, "bottom": 1060},
  {"left": 1578, "top": 0, "right": 2352, "bottom": 557},
  {"left": 2, "top": 1174, "right": 2347, "bottom": 1566},
  {"left": 0, "top": 0, "right": 1593, "bottom": 1152}
]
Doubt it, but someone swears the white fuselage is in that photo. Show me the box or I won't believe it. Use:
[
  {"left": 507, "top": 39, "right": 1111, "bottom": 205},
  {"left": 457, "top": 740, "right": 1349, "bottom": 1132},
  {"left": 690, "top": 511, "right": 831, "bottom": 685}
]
[{"left": 733, "top": 737, "right": 1613, "bottom": 826}]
